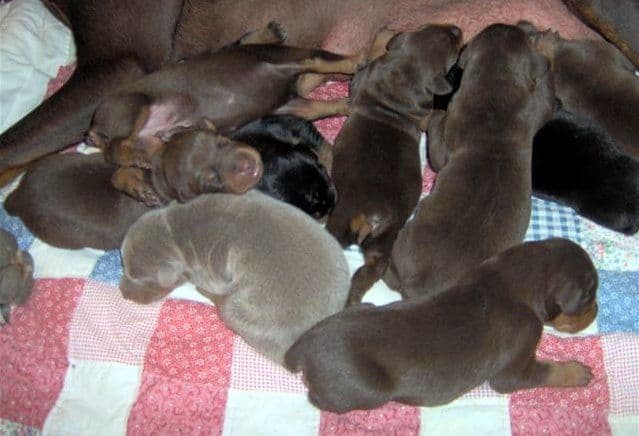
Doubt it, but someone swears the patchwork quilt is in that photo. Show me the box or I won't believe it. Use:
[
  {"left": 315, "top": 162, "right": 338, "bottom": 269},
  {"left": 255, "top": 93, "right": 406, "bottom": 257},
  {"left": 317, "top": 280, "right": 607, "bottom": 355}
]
[{"left": 0, "top": 1, "right": 638, "bottom": 435}]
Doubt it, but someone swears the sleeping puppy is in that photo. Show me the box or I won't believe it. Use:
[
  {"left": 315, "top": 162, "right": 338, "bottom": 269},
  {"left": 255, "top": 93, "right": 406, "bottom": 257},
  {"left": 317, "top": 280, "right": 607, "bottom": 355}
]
[
  {"left": 533, "top": 109, "right": 639, "bottom": 235},
  {"left": 384, "top": 24, "right": 555, "bottom": 299},
  {"left": 119, "top": 190, "right": 350, "bottom": 365},
  {"left": 434, "top": 61, "right": 639, "bottom": 235},
  {"left": 4, "top": 153, "right": 152, "bottom": 250},
  {"left": 88, "top": 33, "right": 359, "bottom": 202},
  {"left": 522, "top": 22, "right": 639, "bottom": 159},
  {"left": 0, "top": 229, "right": 34, "bottom": 324},
  {"left": 285, "top": 238, "right": 598, "bottom": 413},
  {"left": 230, "top": 115, "right": 336, "bottom": 219},
  {"left": 326, "top": 24, "right": 462, "bottom": 305},
  {"left": 5, "top": 118, "right": 331, "bottom": 250}
]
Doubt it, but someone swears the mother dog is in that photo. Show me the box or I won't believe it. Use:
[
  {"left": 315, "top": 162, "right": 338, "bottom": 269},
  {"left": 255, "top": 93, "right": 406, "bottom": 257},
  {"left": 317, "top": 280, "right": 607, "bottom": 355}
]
[{"left": 0, "top": 0, "right": 636, "bottom": 174}]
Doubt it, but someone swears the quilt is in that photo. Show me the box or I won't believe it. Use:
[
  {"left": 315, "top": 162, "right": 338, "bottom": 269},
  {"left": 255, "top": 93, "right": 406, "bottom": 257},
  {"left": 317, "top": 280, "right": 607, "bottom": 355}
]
[{"left": 0, "top": 0, "right": 638, "bottom": 435}]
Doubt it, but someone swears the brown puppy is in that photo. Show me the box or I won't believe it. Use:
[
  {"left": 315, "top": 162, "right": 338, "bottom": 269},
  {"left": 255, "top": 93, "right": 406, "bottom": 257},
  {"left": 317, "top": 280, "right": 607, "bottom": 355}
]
[
  {"left": 110, "top": 121, "right": 263, "bottom": 206},
  {"left": 285, "top": 238, "right": 598, "bottom": 413},
  {"left": 4, "top": 153, "right": 152, "bottom": 250},
  {"left": 120, "top": 190, "right": 350, "bottom": 365},
  {"left": 384, "top": 24, "right": 555, "bottom": 298},
  {"left": 327, "top": 24, "right": 462, "bottom": 305},
  {"left": 523, "top": 23, "right": 639, "bottom": 159},
  {"left": 0, "top": 229, "right": 34, "bottom": 324},
  {"left": 88, "top": 39, "right": 357, "bottom": 183}
]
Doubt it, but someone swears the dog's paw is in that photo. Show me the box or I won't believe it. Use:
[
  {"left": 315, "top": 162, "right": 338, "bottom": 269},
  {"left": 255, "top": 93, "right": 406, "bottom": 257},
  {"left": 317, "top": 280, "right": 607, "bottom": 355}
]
[
  {"left": 551, "top": 361, "right": 593, "bottom": 387},
  {"left": 135, "top": 186, "right": 162, "bottom": 207}
]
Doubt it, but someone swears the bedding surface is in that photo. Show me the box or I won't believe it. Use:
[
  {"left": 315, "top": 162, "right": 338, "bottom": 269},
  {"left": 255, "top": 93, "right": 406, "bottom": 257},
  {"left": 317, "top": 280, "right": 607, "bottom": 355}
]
[{"left": 0, "top": 0, "right": 638, "bottom": 434}]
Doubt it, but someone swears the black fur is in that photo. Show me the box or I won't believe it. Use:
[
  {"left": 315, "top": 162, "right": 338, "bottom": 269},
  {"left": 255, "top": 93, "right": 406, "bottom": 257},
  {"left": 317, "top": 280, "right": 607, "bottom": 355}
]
[
  {"left": 231, "top": 116, "right": 336, "bottom": 218},
  {"left": 532, "top": 109, "right": 639, "bottom": 235}
]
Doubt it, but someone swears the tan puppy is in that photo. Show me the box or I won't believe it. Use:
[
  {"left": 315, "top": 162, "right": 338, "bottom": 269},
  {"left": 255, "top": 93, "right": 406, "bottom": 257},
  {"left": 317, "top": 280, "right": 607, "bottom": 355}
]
[
  {"left": 327, "top": 24, "right": 462, "bottom": 304},
  {"left": 384, "top": 23, "right": 555, "bottom": 298},
  {"left": 523, "top": 23, "right": 639, "bottom": 159},
  {"left": 286, "top": 238, "right": 598, "bottom": 413},
  {"left": 120, "top": 190, "right": 350, "bottom": 365}
]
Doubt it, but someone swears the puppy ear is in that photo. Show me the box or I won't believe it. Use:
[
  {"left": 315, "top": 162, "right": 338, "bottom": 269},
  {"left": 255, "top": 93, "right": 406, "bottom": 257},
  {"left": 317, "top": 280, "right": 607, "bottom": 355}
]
[
  {"left": 516, "top": 20, "right": 539, "bottom": 37},
  {"left": 430, "top": 75, "right": 454, "bottom": 95},
  {"left": 553, "top": 279, "right": 585, "bottom": 315},
  {"left": 223, "top": 147, "right": 263, "bottom": 194},
  {"left": 457, "top": 45, "right": 471, "bottom": 69},
  {"left": 386, "top": 32, "right": 409, "bottom": 51}
]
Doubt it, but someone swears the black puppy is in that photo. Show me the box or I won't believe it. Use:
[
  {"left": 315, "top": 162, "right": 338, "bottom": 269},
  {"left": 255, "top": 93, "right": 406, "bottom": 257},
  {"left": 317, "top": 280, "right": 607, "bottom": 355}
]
[
  {"left": 230, "top": 115, "right": 336, "bottom": 219},
  {"left": 433, "top": 63, "right": 639, "bottom": 235},
  {"left": 532, "top": 109, "right": 639, "bottom": 235}
]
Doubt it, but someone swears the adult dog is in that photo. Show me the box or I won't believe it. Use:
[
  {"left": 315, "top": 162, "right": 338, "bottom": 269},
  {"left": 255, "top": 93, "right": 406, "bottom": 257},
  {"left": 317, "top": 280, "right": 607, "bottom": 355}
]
[{"left": 0, "top": 0, "right": 630, "bottom": 177}]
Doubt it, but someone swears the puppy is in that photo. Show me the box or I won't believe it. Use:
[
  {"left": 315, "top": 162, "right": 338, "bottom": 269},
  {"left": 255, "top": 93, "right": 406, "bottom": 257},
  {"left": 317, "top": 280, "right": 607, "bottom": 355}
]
[
  {"left": 230, "top": 115, "right": 336, "bottom": 218},
  {"left": 4, "top": 153, "right": 152, "bottom": 250},
  {"left": 524, "top": 23, "right": 639, "bottom": 159},
  {"left": 88, "top": 32, "right": 358, "bottom": 195},
  {"left": 119, "top": 190, "right": 350, "bottom": 365},
  {"left": 434, "top": 61, "right": 639, "bottom": 235},
  {"left": 384, "top": 24, "right": 555, "bottom": 298},
  {"left": 533, "top": 109, "right": 639, "bottom": 235},
  {"left": 0, "top": 229, "right": 34, "bottom": 324},
  {"left": 326, "top": 24, "right": 462, "bottom": 304},
  {"left": 285, "top": 238, "right": 598, "bottom": 413}
]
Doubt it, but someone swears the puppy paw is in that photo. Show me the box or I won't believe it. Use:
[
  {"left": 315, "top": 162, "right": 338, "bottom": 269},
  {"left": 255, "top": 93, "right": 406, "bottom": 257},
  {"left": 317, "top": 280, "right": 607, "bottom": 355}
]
[
  {"left": 136, "top": 187, "right": 162, "bottom": 208},
  {"left": 548, "top": 361, "right": 593, "bottom": 387}
]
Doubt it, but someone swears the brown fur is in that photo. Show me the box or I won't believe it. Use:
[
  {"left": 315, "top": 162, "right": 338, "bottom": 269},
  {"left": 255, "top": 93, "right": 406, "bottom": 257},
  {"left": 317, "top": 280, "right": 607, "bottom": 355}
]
[
  {"left": 0, "top": 229, "right": 34, "bottom": 324},
  {"left": 119, "top": 190, "right": 350, "bottom": 365},
  {"left": 109, "top": 122, "right": 264, "bottom": 206},
  {"left": 326, "top": 24, "right": 462, "bottom": 305},
  {"left": 285, "top": 238, "right": 598, "bottom": 413},
  {"left": 525, "top": 24, "right": 639, "bottom": 159},
  {"left": 88, "top": 27, "right": 357, "bottom": 199},
  {"left": 384, "top": 24, "right": 555, "bottom": 298},
  {"left": 561, "top": 0, "right": 639, "bottom": 67},
  {"left": 4, "top": 153, "right": 152, "bottom": 250}
]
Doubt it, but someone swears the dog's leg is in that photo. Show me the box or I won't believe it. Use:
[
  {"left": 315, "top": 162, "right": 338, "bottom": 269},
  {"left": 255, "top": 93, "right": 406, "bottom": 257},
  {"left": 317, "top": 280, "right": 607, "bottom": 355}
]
[
  {"left": 297, "top": 52, "right": 366, "bottom": 75},
  {"left": 0, "top": 57, "right": 147, "bottom": 173},
  {"left": 273, "top": 98, "right": 349, "bottom": 120},
  {"left": 348, "top": 251, "right": 390, "bottom": 306},
  {"left": 102, "top": 137, "right": 159, "bottom": 169},
  {"left": 347, "top": 227, "right": 394, "bottom": 306},
  {"left": 490, "top": 357, "right": 593, "bottom": 392},
  {"left": 294, "top": 74, "right": 330, "bottom": 98},
  {"left": 111, "top": 167, "right": 162, "bottom": 207}
]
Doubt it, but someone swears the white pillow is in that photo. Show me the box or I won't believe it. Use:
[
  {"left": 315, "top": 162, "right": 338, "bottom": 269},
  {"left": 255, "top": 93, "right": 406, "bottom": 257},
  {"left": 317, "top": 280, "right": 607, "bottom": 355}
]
[{"left": 0, "top": 0, "right": 76, "bottom": 133}]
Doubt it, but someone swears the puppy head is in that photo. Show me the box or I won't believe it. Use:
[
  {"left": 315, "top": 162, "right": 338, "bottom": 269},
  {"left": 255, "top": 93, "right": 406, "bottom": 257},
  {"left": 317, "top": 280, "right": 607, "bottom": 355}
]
[
  {"left": 542, "top": 238, "right": 599, "bottom": 333},
  {"left": 152, "top": 125, "right": 263, "bottom": 202},
  {"left": 257, "top": 144, "right": 336, "bottom": 218},
  {"left": 459, "top": 23, "right": 555, "bottom": 128},
  {"left": 388, "top": 24, "right": 463, "bottom": 95}
]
